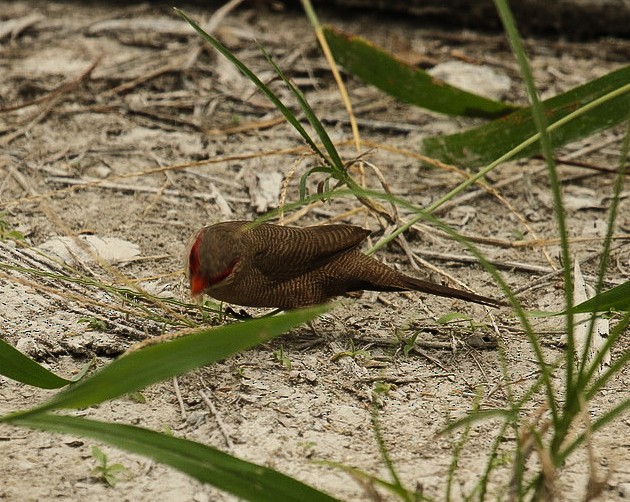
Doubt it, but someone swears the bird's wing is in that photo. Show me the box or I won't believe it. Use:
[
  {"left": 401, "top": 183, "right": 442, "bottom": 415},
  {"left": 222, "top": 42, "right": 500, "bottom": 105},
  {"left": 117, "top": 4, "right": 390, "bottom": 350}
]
[{"left": 248, "top": 223, "right": 370, "bottom": 278}]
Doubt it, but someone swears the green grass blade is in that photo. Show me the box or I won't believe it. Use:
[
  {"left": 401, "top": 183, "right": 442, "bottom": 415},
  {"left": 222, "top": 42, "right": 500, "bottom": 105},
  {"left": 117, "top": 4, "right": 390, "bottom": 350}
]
[
  {"left": 323, "top": 27, "right": 518, "bottom": 119},
  {"left": 423, "top": 65, "right": 630, "bottom": 167},
  {"left": 594, "top": 120, "right": 630, "bottom": 297},
  {"left": 370, "top": 408, "right": 413, "bottom": 501},
  {"left": 0, "top": 336, "right": 74, "bottom": 389},
  {"left": 10, "top": 414, "right": 340, "bottom": 502},
  {"left": 492, "top": 0, "right": 575, "bottom": 462},
  {"left": 7, "top": 306, "right": 326, "bottom": 415},
  {"left": 257, "top": 43, "right": 345, "bottom": 173},
  {"left": 174, "top": 9, "right": 331, "bottom": 167}
]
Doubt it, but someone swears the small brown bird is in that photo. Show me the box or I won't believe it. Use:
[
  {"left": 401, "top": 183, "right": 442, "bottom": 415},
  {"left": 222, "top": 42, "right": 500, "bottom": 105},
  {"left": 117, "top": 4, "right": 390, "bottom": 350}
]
[{"left": 187, "top": 221, "right": 503, "bottom": 310}]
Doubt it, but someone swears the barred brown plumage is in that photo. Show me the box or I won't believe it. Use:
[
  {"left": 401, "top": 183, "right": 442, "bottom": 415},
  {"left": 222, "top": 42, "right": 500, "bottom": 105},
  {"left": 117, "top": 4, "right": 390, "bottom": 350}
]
[{"left": 187, "top": 221, "right": 504, "bottom": 310}]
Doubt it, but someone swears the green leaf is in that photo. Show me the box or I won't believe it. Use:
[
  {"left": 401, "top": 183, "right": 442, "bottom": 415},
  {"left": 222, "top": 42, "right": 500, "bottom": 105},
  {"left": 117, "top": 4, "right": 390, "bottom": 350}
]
[
  {"left": 12, "top": 414, "right": 340, "bottom": 502},
  {"left": 5, "top": 306, "right": 325, "bottom": 416},
  {"left": 323, "top": 27, "right": 518, "bottom": 119},
  {"left": 436, "top": 312, "right": 473, "bottom": 324},
  {"left": 565, "top": 280, "right": 630, "bottom": 314},
  {"left": 91, "top": 445, "right": 107, "bottom": 464},
  {"left": 525, "top": 310, "right": 561, "bottom": 318},
  {"left": 529, "top": 281, "right": 630, "bottom": 316},
  {"left": 0, "top": 336, "right": 74, "bottom": 389},
  {"left": 423, "top": 65, "right": 630, "bottom": 167},
  {"left": 78, "top": 317, "right": 108, "bottom": 332}
]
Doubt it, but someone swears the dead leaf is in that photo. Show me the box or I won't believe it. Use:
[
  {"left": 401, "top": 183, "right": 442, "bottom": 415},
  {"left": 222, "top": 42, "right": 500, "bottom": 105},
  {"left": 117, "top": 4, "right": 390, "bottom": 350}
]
[
  {"left": 572, "top": 259, "right": 611, "bottom": 374},
  {"left": 39, "top": 235, "right": 141, "bottom": 265},
  {"left": 246, "top": 171, "right": 283, "bottom": 213}
]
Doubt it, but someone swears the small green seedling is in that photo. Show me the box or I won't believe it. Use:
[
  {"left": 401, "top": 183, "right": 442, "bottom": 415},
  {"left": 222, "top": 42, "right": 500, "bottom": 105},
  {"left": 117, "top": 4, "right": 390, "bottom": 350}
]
[
  {"left": 90, "top": 446, "right": 132, "bottom": 487},
  {"left": 126, "top": 391, "right": 146, "bottom": 404},
  {"left": 0, "top": 212, "right": 25, "bottom": 241},
  {"left": 331, "top": 341, "right": 371, "bottom": 361},
  {"left": 78, "top": 317, "right": 108, "bottom": 332},
  {"left": 401, "top": 331, "right": 419, "bottom": 356},
  {"left": 273, "top": 345, "right": 292, "bottom": 370}
]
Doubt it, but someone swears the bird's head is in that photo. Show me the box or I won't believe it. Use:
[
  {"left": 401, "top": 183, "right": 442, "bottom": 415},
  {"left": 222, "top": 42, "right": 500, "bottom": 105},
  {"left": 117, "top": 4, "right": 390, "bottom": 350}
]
[{"left": 187, "top": 224, "right": 242, "bottom": 297}]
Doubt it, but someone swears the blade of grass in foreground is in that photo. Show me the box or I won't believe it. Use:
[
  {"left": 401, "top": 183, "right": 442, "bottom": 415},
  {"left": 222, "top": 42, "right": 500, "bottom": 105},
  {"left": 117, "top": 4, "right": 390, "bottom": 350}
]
[
  {"left": 324, "top": 27, "right": 518, "bottom": 119},
  {"left": 11, "top": 414, "right": 340, "bottom": 502},
  {"left": 423, "top": 65, "right": 630, "bottom": 167},
  {"left": 0, "top": 336, "right": 77, "bottom": 388},
  {"left": 4, "top": 306, "right": 326, "bottom": 416}
]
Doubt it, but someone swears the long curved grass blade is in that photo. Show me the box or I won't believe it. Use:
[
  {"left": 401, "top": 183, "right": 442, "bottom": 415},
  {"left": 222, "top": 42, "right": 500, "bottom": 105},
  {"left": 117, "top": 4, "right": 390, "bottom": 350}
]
[
  {"left": 0, "top": 336, "right": 74, "bottom": 389},
  {"left": 7, "top": 306, "right": 326, "bottom": 416},
  {"left": 257, "top": 43, "right": 345, "bottom": 173},
  {"left": 11, "top": 414, "right": 340, "bottom": 502},
  {"left": 323, "top": 27, "right": 518, "bottom": 119},
  {"left": 175, "top": 9, "right": 331, "bottom": 167},
  {"left": 423, "top": 65, "right": 630, "bottom": 167},
  {"left": 493, "top": 0, "right": 570, "bottom": 433}
]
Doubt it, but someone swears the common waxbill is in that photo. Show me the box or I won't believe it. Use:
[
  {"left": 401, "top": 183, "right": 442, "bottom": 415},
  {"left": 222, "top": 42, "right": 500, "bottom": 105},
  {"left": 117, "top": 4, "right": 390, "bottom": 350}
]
[{"left": 187, "top": 221, "right": 503, "bottom": 310}]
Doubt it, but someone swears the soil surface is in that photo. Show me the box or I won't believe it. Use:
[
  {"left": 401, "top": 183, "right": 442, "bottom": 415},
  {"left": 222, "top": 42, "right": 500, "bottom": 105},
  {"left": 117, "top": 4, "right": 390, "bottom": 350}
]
[{"left": 1, "top": 1, "right": 630, "bottom": 501}]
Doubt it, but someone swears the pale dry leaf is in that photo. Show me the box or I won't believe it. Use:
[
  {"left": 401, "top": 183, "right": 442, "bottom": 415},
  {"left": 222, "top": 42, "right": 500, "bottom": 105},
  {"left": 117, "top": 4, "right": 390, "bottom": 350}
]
[
  {"left": 247, "top": 171, "right": 283, "bottom": 214},
  {"left": 39, "top": 235, "right": 141, "bottom": 265},
  {"left": 563, "top": 186, "right": 601, "bottom": 211},
  {"left": 572, "top": 259, "right": 611, "bottom": 373},
  {"left": 427, "top": 61, "right": 512, "bottom": 100},
  {"left": 534, "top": 187, "right": 602, "bottom": 212}
]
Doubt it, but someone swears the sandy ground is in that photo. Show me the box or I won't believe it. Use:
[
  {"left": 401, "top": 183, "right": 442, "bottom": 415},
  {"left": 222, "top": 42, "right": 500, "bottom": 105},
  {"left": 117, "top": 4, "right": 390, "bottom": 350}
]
[{"left": 1, "top": 1, "right": 630, "bottom": 500}]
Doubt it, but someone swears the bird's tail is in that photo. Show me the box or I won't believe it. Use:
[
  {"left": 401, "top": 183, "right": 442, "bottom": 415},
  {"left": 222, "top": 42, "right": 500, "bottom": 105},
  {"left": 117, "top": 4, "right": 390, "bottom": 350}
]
[{"left": 400, "top": 275, "right": 505, "bottom": 308}]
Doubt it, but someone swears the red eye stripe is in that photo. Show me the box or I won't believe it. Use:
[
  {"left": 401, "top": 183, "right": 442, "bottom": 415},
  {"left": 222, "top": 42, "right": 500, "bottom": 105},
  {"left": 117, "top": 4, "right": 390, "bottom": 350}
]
[{"left": 207, "top": 257, "right": 240, "bottom": 287}]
